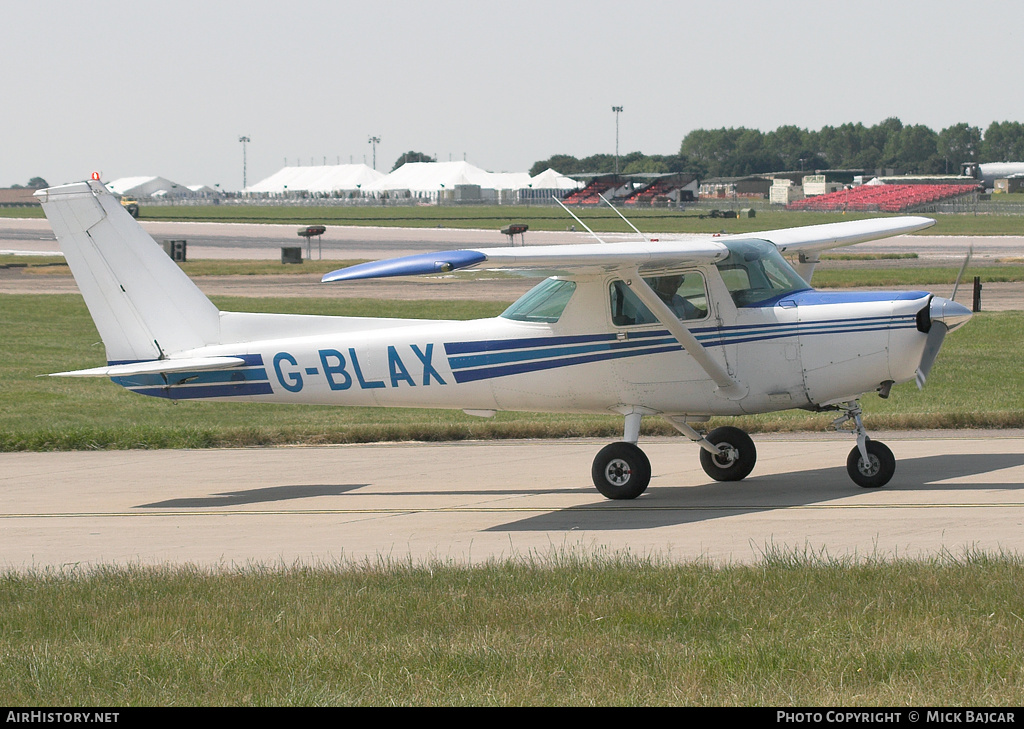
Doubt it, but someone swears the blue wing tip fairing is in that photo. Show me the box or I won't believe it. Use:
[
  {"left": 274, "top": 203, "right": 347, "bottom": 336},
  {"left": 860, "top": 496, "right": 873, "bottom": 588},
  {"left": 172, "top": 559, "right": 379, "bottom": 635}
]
[{"left": 322, "top": 250, "right": 487, "bottom": 282}]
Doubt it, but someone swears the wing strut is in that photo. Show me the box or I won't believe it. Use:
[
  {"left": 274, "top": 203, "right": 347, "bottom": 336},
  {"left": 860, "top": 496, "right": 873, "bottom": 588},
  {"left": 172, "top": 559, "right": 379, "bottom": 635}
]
[
  {"left": 554, "top": 197, "right": 606, "bottom": 243},
  {"left": 599, "top": 194, "right": 646, "bottom": 238},
  {"left": 623, "top": 271, "right": 747, "bottom": 400}
]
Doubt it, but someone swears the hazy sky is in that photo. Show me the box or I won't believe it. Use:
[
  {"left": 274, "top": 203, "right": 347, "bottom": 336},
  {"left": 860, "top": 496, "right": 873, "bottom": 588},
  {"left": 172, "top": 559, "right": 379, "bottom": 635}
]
[{"left": 4, "top": 0, "right": 1022, "bottom": 190}]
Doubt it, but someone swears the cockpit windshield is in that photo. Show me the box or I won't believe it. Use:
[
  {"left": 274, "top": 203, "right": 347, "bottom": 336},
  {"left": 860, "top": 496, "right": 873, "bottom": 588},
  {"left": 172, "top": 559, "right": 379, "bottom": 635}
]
[
  {"left": 500, "top": 278, "right": 576, "bottom": 323},
  {"left": 715, "top": 238, "right": 810, "bottom": 307}
]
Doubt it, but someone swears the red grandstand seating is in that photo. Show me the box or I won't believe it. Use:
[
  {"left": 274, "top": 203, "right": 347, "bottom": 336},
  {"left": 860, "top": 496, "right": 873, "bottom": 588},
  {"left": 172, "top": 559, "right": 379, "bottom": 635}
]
[
  {"left": 561, "top": 176, "right": 622, "bottom": 205},
  {"left": 624, "top": 178, "right": 678, "bottom": 204},
  {"left": 786, "top": 184, "right": 981, "bottom": 213}
]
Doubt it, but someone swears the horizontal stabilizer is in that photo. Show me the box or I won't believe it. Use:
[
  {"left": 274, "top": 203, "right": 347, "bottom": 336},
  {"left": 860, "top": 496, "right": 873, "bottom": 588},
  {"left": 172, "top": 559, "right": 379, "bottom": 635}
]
[{"left": 49, "top": 356, "right": 247, "bottom": 378}]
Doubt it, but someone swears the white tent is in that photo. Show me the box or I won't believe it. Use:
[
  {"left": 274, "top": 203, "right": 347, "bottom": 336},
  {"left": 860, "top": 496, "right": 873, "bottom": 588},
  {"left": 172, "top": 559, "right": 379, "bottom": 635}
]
[
  {"left": 367, "top": 161, "right": 487, "bottom": 193},
  {"left": 529, "top": 168, "right": 581, "bottom": 190},
  {"left": 366, "top": 161, "right": 532, "bottom": 196},
  {"left": 106, "top": 176, "right": 191, "bottom": 198},
  {"left": 245, "top": 164, "right": 384, "bottom": 195},
  {"left": 186, "top": 184, "right": 221, "bottom": 196}
]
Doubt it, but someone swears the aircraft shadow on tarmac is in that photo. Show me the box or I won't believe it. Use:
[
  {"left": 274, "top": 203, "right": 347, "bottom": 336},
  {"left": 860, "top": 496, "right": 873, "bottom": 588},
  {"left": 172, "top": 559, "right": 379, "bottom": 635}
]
[
  {"left": 491, "top": 451, "right": 1024, "bottom": 532},
  {"left": 136, "top": 483, "right": 366, "bottom": 508},
  {"left": 128, "top": 453, "right": 1024, "bottom": 526}
]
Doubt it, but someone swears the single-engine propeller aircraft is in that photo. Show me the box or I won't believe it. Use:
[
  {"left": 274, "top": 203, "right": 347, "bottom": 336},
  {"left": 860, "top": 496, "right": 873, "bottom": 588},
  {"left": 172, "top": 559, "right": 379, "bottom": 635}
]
[{"left": 36, "top": 179, "right": 972, "bottom": 499}]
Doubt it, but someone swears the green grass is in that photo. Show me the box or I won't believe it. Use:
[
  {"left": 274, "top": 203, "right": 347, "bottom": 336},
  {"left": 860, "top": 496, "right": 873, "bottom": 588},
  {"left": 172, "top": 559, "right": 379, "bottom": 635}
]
[
  {"left": 2, "top": 552, "right": 1024, "bottom": 705},
  {"left": 5, "top": 203, "right": 1024, "bottom": 235},
  {"left": 126, "top": 205, "right": 1022, "bottom": 236},
  {"left": 812, "top": 264, "right": 1024, "bottom": 288},
  {"left": 6, "top": 251, "right": 1024, "bottom": 287},
  {"left": 1, "top": 293, "right": 1022, "bottom": 452},
  {"left": 1, "top": 255, "right": 366, "bottom": 277}
]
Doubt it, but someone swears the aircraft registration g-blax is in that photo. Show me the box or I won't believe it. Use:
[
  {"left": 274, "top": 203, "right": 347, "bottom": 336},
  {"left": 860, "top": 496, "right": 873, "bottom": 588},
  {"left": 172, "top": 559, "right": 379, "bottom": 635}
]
[{"left": 36, "top": 179, "right": 972, "bottom": 499}]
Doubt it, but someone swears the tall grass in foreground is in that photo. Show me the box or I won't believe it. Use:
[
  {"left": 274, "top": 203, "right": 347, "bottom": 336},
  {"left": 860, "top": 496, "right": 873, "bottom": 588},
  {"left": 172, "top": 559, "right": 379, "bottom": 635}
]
[
  {"left": 2, "top": 294, "right": 1022, "bottom": 451},
  {"left": 2, "top": 552, "right": 1023, "bottom": 705}
]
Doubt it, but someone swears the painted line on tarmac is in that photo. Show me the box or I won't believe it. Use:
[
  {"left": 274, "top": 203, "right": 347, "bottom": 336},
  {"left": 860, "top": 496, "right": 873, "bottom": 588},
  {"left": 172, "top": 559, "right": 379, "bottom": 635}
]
[{"left": 3, "top": 502, "right": 1024, "bottom": 518}]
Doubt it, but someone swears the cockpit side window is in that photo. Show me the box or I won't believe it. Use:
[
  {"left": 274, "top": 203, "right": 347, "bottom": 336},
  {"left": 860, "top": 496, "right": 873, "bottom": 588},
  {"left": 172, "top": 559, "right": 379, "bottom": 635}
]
[
  {"left": 716, "top": 239, "right": 810, "bottom": 307},
  {"left": 610, "top": 272, "right": 708, "bottom": 326}
]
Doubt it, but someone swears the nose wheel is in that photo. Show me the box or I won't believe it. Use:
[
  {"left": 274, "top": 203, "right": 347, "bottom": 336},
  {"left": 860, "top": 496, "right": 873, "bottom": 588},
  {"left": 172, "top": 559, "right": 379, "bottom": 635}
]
[
  {"left": 846, "top": 439, "right": 895, "bottom": 488},
  {"left": 833, "top": 400, "right": 896, "bottom": 488}
]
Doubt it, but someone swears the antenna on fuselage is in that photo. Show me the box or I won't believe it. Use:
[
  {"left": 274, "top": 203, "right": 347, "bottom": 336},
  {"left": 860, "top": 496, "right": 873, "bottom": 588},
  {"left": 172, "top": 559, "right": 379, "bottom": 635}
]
[{"left": 553, "top": 196, "right": 608, "bottom": 244}]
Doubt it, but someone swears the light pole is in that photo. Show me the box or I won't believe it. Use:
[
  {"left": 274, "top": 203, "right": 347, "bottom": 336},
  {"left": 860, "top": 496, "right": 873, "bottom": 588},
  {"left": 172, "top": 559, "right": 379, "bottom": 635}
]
[
  {"left": 238, "top": 136, "right": 251, "bottom": 190},
  {"left": 612, "top": 106, "right": 623, "bottom": 175},
  {"left": 368, "top": 136, "right": 380, "bottom": 170}
]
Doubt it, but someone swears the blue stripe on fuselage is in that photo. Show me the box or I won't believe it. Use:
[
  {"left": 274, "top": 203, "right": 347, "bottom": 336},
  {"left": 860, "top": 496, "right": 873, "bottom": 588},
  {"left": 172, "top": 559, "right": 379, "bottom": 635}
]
[
  {"left": 126, "top": 382, "right": 275, "bottom": 400},
  {"left": 445, "top": 290, "right": 922, "bottom": 382}
]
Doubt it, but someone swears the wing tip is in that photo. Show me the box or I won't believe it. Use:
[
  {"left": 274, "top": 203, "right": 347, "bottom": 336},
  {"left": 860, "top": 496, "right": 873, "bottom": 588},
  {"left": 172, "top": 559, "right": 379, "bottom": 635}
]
[{"left": 322, "top": 250, "right": 487, "bottom": 282}]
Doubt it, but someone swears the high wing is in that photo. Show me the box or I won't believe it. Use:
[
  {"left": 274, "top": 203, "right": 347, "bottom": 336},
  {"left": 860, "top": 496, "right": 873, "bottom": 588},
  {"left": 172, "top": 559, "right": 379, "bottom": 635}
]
[
  {"left": 322, "top": 215, "right": 936, "bottom": 282},
  {"left": 322, "top": 240, "right": 730, "bottom": 281},
  {"left": 728, "top": 215, "right": 935, "bottom": 254}
]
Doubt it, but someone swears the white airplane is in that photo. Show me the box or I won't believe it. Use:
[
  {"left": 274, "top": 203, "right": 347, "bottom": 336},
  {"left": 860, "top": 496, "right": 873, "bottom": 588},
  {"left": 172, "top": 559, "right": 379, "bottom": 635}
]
[{"left": 36, "top": 178, "right": 972, "bottom": 499}]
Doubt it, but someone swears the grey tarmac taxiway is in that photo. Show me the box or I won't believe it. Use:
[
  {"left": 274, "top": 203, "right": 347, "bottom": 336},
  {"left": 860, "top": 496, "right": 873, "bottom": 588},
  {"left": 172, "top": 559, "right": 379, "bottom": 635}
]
[{"left": 3, "top": 433, "right": 1024, "bottom": 570}]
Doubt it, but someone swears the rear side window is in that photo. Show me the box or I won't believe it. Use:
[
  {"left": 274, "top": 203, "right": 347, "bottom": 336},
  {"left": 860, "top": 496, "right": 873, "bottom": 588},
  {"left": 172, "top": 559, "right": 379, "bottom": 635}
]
[{"left": 610, "top": 272, "right": 708, "bottom": 326}]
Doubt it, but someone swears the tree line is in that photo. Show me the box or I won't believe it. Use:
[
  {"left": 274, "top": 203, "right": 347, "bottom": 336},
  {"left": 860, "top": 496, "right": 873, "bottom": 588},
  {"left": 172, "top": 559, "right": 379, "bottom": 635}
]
[
  {"left": 9, "top": 177, "right": 49, "bottom": 189},
  {"left": 530, "top": 119, "right": 1024, "bottom": 179}
]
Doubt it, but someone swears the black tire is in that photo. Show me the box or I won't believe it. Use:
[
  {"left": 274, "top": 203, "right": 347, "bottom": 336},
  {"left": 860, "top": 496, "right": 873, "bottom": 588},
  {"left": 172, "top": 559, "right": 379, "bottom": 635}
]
[
  {"left": 846, "top": 440, "right": 895, "bottom": 488},
  {"left": 699, "top": 426, "right": 757, "bottom": 482},
  {"left": 591, "top": 442, "right": 651, "bottom": 500}
]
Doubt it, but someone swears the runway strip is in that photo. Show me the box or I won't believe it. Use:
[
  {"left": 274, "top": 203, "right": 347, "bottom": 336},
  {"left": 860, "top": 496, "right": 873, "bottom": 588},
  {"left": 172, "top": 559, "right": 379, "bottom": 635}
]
[{"left": 3, "top": 434, "right": 1023, "bottom": 570}]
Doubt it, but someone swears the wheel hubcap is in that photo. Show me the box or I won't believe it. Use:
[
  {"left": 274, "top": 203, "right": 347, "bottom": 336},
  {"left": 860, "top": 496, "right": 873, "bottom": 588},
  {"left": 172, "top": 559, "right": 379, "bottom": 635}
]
[
  {"left": 858, "top": 454, "right": 880, "bottom": 477},
  {"left": 605, "top": 458, "right": 632, "bottom": 486},
  {"left": 712, "top": 444, "right": 738, "bottom": 468}
]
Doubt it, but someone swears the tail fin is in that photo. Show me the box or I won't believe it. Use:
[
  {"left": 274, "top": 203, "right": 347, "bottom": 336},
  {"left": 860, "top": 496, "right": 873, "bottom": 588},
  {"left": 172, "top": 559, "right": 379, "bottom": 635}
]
[{"left": 35, "top": 180, "right": 221, "bottom": 363}]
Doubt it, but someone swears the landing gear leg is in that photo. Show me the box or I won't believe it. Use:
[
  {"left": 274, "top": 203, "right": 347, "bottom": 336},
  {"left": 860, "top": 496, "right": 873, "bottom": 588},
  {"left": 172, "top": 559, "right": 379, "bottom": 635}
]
[{"left": 832, "top": 400, "right": 895, "bottom": 488}]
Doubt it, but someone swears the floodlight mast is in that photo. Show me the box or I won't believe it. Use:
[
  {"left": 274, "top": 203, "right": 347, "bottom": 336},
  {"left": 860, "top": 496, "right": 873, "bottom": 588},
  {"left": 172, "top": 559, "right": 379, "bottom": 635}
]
[
  {"left": 238, "top": 135, "right": 251, "bottom": 190},
  {"left": 368, "top": 136, "right": 381, "bottom": 170},
  {"left": 612, "top": 106, "right": 623, "bottom": 175}
]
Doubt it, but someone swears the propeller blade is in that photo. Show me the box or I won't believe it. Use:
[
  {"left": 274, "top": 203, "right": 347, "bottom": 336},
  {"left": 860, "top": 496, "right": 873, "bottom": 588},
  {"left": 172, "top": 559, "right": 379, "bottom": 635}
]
[
  {"left": 951, "top": 244, "right": 973, "bottom": 301},
  {"left": 916, "top": 322, "right": 948, "bottom": 389}
]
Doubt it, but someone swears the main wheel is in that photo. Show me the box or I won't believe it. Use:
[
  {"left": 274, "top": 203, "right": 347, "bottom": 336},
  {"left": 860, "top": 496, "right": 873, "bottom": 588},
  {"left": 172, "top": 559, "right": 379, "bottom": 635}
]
[
  {"left": 846, "top": 439, "right": 895, "bottom": 488},
  {"left": 592, "top": 442, "right": 651, "bottom": 500},
  {"left": 699, "top": 426, "right": 757, "bottom": 482}
]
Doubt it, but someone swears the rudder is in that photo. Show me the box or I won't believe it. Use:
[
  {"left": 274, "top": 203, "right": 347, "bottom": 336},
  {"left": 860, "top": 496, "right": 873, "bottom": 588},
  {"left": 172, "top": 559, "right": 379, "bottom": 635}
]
[{"left": 35, "top": 180, "right": 221, "bottom": 363}]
